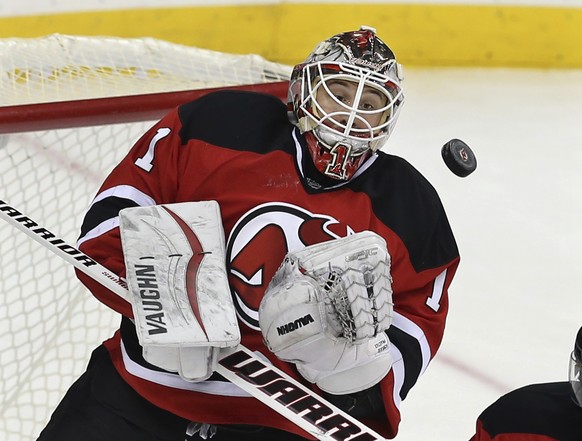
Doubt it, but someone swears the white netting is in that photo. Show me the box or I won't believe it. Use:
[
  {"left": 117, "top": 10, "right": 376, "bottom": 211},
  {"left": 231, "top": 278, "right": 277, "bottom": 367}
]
[
  {"left": 0, "top": 33, "right": 291, "bottom": 105},
  {"left": 0, "top": 34, "right": 291, "bottom": 441}
]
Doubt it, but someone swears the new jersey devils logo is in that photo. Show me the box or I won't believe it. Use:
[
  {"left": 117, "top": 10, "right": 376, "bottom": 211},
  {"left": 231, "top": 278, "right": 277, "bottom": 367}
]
[{"left": 225, "top": 202, "right": 354, "bottom": 330}]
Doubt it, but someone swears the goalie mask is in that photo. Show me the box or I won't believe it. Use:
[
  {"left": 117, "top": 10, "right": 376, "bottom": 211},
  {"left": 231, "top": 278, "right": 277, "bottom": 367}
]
[
  {"left": 288, "top": 25, "right": 404, "bottom": 181},
  {"left": 569, "top": 326, "right": 582, "bottom": 406}
]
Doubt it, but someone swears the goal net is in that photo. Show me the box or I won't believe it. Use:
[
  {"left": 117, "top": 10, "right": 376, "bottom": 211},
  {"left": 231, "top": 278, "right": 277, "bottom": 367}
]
[{"left": 0, "top": 34, "right": 291, "bottom": 441}]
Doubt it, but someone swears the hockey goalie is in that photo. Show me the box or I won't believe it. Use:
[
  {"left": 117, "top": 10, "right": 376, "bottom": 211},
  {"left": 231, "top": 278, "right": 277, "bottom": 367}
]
[{"left": 37, "top": 26, "right": 460, "bottom": 441}]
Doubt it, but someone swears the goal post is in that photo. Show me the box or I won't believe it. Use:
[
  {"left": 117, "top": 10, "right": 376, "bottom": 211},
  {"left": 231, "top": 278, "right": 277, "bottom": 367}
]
[
  {"left": 0, "top": 82, "right": 288, "bottom": 134},
  {"left": 0, "top": 34, "right": 291, "bottom": 441}
]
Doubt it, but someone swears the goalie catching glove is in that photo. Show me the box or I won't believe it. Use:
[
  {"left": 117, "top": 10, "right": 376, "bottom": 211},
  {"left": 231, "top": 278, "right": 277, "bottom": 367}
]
[
  {"left": 119, "top": 201, "right": 240, "bottom": 382},
  {"left": 259, "top": 231, "right": 393, "bottom": 395}
]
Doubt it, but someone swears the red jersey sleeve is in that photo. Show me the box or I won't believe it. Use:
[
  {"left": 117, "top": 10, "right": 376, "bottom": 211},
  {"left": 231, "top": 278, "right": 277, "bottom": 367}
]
[{"left": 75, "top": 108, "right": 185, "bottom": 316}]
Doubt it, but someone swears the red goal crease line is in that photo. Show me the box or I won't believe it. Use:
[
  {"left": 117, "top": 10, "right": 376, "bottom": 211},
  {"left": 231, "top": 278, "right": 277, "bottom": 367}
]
[{"left": 0, "top": 81, "right": 289, "bottom": 134}]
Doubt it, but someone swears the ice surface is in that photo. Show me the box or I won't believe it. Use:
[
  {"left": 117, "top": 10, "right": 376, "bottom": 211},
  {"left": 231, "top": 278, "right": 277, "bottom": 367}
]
[{"left": 388, "top": 67, "right": 582, "bottom": 440}]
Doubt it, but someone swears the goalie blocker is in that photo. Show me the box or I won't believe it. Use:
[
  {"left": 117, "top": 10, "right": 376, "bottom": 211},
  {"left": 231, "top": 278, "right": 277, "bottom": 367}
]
[{"left": 119, "top": 201, "right": 240, "bottom": 381}]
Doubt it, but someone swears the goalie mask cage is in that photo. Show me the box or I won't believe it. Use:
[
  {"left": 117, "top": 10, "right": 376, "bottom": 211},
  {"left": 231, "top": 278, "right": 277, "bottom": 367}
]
[{"left": 0, "top": 34, "right": 290, "bottom": 441}]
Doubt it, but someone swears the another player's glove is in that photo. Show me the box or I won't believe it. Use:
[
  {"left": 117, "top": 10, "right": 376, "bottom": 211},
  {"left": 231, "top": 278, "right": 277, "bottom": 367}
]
[
  {"left": 259, "top": 231, "right": 393, "bottom": 395},
  {"left": 119, "top": 201, "right": 240, "bottom": 382}
]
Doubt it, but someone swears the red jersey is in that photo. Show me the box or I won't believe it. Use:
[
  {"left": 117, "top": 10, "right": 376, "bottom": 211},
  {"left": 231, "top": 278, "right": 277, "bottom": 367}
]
[{"left": 76, "top": 90, "right": 459, "bottom": 439}]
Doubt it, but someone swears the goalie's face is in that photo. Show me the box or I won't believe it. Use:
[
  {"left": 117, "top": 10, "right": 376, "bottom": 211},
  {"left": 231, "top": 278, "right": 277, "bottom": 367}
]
[
  {"left": 315, "top": 78, "right": 389, "bottom": 138},
  {"left": 300, "top": 70, "right": 399, "bottom": 181}
]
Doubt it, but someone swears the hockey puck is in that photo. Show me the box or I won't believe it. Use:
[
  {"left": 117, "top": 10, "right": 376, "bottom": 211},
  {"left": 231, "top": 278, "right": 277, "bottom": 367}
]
[{"left": 441, "top": 139, "right": 477, "bottom": 177}]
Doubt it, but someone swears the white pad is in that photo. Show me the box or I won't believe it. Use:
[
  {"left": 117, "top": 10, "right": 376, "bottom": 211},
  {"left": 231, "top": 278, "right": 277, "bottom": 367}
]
[
  {"left": 119, "top": 201, "right": 240, "bottom": 381},
  {"left": 259, "top": 231, "right": 393, "bottom": 394}
]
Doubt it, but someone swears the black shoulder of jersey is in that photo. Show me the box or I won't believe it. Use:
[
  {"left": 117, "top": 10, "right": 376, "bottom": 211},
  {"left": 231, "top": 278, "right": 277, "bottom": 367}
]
[
  {"left": 350, "top": 152, "right": 459, "bottom": 272},
  {"left": 478, "top": 382, "right": 582, "bottom": 441},
  {"left": 176, "top": 90, "right": 295, "bottom": 154}
]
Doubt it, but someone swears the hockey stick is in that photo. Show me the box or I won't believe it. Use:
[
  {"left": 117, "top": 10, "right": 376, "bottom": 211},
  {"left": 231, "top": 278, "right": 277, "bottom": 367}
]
[{"left": 0, "top": 199, "right": 387, "bottom": 441}]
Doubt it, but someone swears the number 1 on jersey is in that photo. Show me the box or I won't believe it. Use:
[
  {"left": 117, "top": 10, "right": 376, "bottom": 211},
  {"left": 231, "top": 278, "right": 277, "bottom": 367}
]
[
  {"left": 425, "top": 269, "right": 447, "bottom": 312},
  {"left": 134, "top": 127, "right": 171, "bottom": 172}
]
